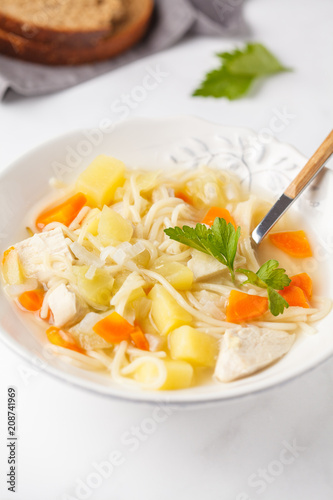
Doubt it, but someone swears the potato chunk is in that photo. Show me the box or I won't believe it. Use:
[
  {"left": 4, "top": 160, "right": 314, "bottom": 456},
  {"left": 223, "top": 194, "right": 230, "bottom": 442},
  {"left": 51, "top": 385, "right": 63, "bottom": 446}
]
[
  {"left": 98, "top": 206, "right": 133, "bottom": 245},
  {"left": 75, "top": 155, "right": 126, "bottom": 208},
  {"left": 152, "top": 260, "right": 193, "bottom": 290},
  {"left": 82, "top": 208, "right": 101, "bottom": 236},
  {"left": 169, "top": 325, "right": 218, "bottom": 367},
  {"left": 134, "top": 359, "right": 193, "bottom": 390},
  {"left": 73, "top": 265, "right": 114, "bottom": 307},
  {"left": 148, "top": 284, "right": 192, "bottom": 335}
]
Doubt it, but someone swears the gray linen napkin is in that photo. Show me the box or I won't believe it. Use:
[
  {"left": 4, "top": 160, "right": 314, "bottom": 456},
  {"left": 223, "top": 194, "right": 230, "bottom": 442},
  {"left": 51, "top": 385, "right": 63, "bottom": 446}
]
[{"left": 0, "top": 0, "right": 248, "bottom": 100}]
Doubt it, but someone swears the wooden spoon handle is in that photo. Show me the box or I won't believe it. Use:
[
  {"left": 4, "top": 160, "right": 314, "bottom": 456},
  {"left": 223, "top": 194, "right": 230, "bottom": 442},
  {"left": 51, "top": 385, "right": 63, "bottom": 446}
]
[{"left": 284, "top": 129, "right": 333, "bottom": 199}]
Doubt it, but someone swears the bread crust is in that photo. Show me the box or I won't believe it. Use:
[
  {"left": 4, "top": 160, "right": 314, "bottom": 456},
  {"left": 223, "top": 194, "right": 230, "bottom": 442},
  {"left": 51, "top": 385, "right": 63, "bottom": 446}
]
[
  {"left": 0, "top": 11, "right": 111, "bottom": 47},
  {"left": 0, "top": 0, "right": 153, "bottom": 65}
]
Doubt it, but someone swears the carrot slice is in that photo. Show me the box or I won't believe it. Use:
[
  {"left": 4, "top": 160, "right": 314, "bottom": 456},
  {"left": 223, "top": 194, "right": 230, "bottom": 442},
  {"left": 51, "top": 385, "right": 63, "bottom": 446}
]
[
  {"left": 202, "top": 207, "right": 237, "bottom": 229},
  {"left": 290, "top": 273, "right": 312, "bottom": 300},
  {"left": 226, "top": 290, "right": 268, "bottom": 323},
  {"left": 18, "top": 290, "right": 44, "bottom": 311},
  {"left": 175, "top": 191, "right": 192, "bottom": 205},
  {"left": 279, "top": 285, "right": 309, "bottom": 308},
  {"left": 130, "top": 327, "right": 150, "bottom": 351},
  {"left": 269, "top": 231, "right": 312, "bottom": 258},
  {"left": 46, "top": 326, "right": 85, "bottom": 354},
  {"left": 36, "top": 192, "right": 87, "bottom": 230},
  {"left": 93, "top": 311, "right": 135, "bottom": 344}
]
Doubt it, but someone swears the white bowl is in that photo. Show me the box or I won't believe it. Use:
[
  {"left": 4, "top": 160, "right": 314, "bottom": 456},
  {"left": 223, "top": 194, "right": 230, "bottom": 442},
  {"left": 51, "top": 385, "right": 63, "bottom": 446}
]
[{"left": 0, "top": 116, "right": 332, "bottom": 405}]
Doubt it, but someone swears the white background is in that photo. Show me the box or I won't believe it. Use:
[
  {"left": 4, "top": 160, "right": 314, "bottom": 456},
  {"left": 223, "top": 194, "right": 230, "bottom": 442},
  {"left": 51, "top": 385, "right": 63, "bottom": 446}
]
[{"left": 0, "top": 0, "right": 333, "bottom": 498}]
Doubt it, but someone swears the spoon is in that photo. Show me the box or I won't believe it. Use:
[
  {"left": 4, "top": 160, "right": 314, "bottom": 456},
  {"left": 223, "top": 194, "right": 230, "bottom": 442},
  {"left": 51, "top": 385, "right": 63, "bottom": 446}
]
[{"left": 252, "top": 129, "right": 333, "bottom": 245}]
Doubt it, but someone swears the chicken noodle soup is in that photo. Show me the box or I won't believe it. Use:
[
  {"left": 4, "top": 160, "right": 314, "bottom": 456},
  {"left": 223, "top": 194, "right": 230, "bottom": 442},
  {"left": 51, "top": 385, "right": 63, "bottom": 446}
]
[{"left": 1, "top": 155, "right": 331, "bottom": 390}]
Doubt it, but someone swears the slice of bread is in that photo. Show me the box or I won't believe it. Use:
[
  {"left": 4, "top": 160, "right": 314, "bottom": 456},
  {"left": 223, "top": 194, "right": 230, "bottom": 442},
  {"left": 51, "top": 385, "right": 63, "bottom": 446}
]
[
  {"left": 0, "top": 0, "right": 153, "bottom": 65},
  {"left": 0, "top": 0, "right": 153, "bottom": 49}
]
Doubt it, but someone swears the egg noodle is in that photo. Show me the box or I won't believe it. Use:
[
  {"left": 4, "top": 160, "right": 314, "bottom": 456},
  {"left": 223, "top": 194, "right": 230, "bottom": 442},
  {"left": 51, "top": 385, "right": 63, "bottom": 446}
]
[{"left": 3, "top": 164, "right": 331, "bottom": 390}]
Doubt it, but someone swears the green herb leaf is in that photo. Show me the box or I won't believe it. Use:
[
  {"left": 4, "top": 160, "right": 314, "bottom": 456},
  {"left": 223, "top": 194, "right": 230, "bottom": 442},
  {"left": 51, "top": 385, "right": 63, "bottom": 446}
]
[
  {"left": 256, "top": 259, "right": 291, "bottom": 290},
  {"left": 267, "top": 287, "right": 289, "bottom": 317},
  {"left": 210, "top": 217, "right": 241, "bottom": 278},
  {"left": 236, "top": 268, "right": 267, "bottom": 288},
  {"left": 164, "top": 224, "right": 212, "bottom": 255},
  {"left": 237, "top": 259, "right": 291, "bottom": 291},
  {"left": 192, "top": 42, "right": 290, "bottom": 100},
  {"left": 219, "top": 43, "right": 289, "bottom": 76},
  {"left": 164, "top": 221, "right": 291, "bottom": 317},
  {"left": 236, "top": 260, "right": 291, "bottom": 315},
  {"left": 192, "top": 66, "right": 254, "bottom": 100},
  {"left": 164, "top": 218, "right": 240, "bottom": 278}
]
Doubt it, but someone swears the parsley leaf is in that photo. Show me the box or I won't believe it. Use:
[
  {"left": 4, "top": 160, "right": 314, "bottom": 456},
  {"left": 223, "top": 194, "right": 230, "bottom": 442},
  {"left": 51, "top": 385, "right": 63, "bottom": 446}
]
[
  {"left": 237, "top": 259, "right": 291, "bottom": 290},
  {"left": 219, "top": 43, "right": 289, "bottom": 76},
  {"left": 256, "top": 260, "right": 291, "bottom": 290},
  {"left": 210, "top": 218, "right": 241, "bottom": 278},
  {"left": 236, "top": 268, "right": 267, "bottom": 288},
  {"left": 192, "top": 67, "right": 254, "bottom": 100},
  {"left": 236, "top": 259, "right": 291, "bottom": 316},
  {"left": 164, "top": 218, "right": 240, "bottom": 279},
  {"left": 164, "top": 221, "right": 291, "bottom": 317},
  {"left": 164, "top": 224, "right": 212, "bottom": 254},
  {"left": 267, "top": 287, "right": 289, "bottom": 317},
  {"left": 193, "top": 42, "right": 290, "bottom": 100}
]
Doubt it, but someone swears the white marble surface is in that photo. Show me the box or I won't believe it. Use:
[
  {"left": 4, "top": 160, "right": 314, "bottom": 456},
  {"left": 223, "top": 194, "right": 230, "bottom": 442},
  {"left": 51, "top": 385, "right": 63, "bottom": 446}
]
[{"left": 0, "top": 0, "right": 333, "bottom": 498}]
